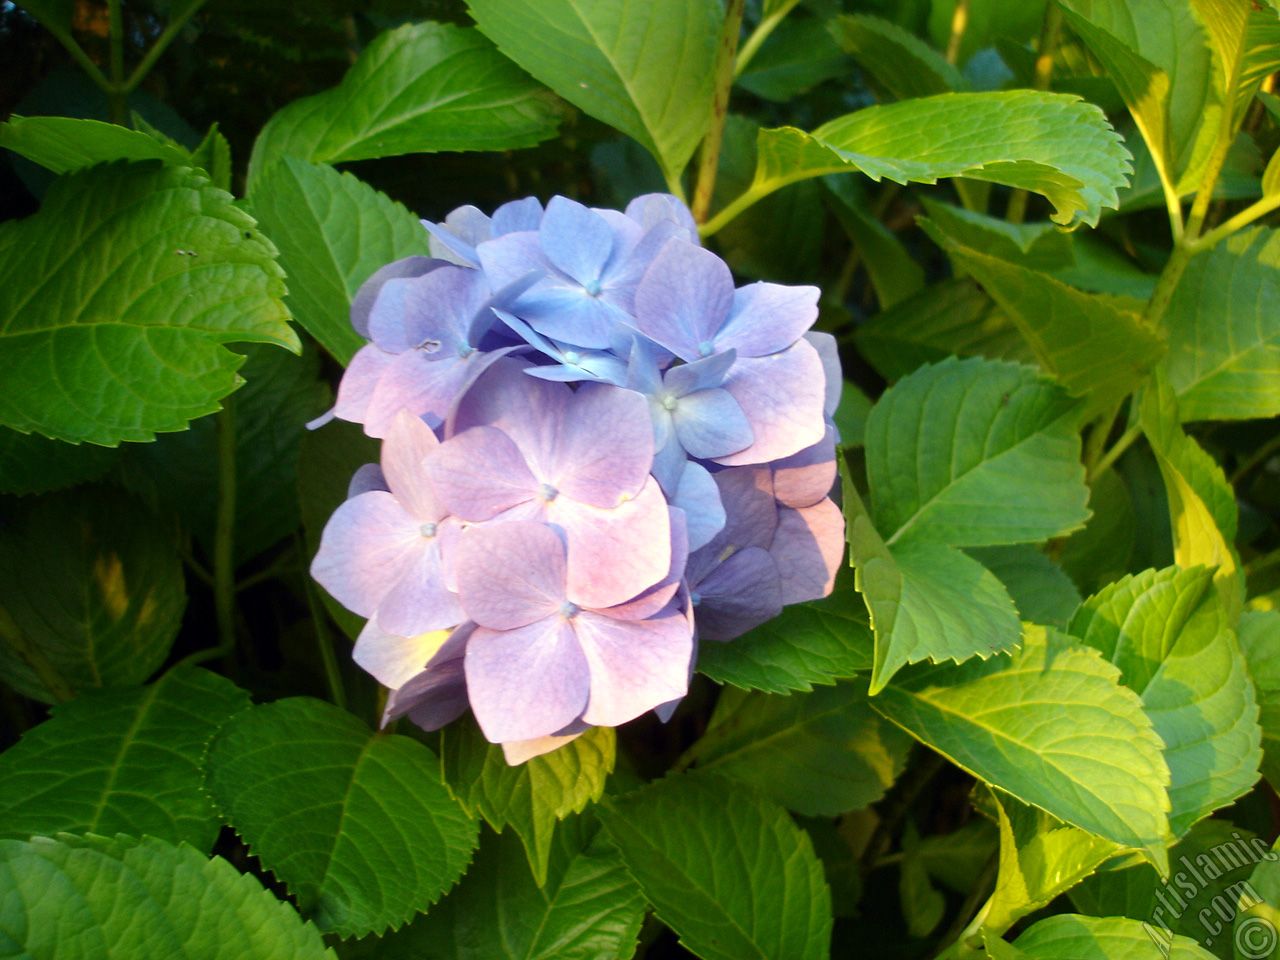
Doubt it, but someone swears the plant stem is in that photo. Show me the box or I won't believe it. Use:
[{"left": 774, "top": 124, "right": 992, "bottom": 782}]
[
  {"left": 302, "top": 543, "right": 347, "bottom": 710},
  {"left": 106, "top": 0, "right": 128, "bottom": 124},
  {"left": 1189, "top": 191, "right": 1280, "bottom": 253},
  {"left": 734, "top": 0, "right": 801, "bottom": 78},
  {"left": 1088, "top": 424, "right": 1142, "bottom": 483},
  {"left": 691, "top": 0, "right": 746, "bottom": 224},
  {"left": 1082, "top": 402, "right": 1122, "bottom": 478},
  {"left": 122, "top": 0, "right": 209, "bottom": 94},
  {"left": 212, "top": 401, "right": 238, "bottom": 668},
  {"left": 932, "top": 853, "right": 999, "bottom": 960},
  {"left": 1142, "top": 241, "right": 1193, "bottom": 330}
]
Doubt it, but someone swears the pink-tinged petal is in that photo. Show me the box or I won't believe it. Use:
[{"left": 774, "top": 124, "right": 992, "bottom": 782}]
[
  {"left": 672, "top": 461, "right": 725, "bottom": 552},
  {"left": 574, "top": 605, "right": 693, "bottom": 728},
  {"left": 501, "top": 725, "right": 588, "bottom": 764},
  {"left": 602, "top": 508, "right": 690, "bottom": 621},
  {"left": 351, "top": 256, "right": 442, "bottom": 338},
  {"left": 671, "top": 387, "right": 754, "bottom": 459},
  {"left": 310, "top": 491, "right": 419, "bottom": 617},
  {"left": 713, "top": 339, "right": 827, "bottom": 466},
  {"left": 353, "top": 622, "right": 454, "bottom": 690},
  {"left": 694, "top": 546, "right": 784, "bottom": 641},
  {"left": 466, "top": 617, "right": 590, "bottom": 742},
  {"left": 540, "top": 196, "right": 613, "bottom": 283},
  {"left": 455, "top": 521, "right": 566, "bottom": 630},
  {"left": 364, "top": 351, "right": 469, "bottom": 438},
  {"left": 382, "top": 411, "right": 444, "bottom": 521},
  {"left": 805, "top": 330, "right": 842, "bottom": 418},
  {"left": 382, "top": 623, "right": 472, "bottom": 729},
  {"left": 770, "top": 498, "right": 845, "bottom": 604},
  {"left": 548, "top": 382, "right": 653, "bottom": 506},
  {"left": 334, "top": 344, "right": 395, "bottom": 428},
  {"left": 374, "top": 538, "right": 465, "bottom": 637},
  {"left": 634, "top": 238, "right": 734, "bottom": 361},
  {"left": 553, "top": 477, "right": 671, "bottom": 610},
  {"left": 449, "top": 356, "right": 554, "bottom": 439},
  {"left": 425, "top": 425, "right": 537, "bottom": 521},
  {"left": 718, "top": 282, "right": 820, "bottom": 357},
  {"left": 347, "top": 463, "right": 387, "bottom": 498},
  {"left": 771, "top": 426, "right": 838, "bottom": 508}
]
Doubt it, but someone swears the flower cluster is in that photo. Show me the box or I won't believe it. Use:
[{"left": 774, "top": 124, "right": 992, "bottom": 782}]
[{"left": 311, "top": 194, "right": 844, "bottom": 763}]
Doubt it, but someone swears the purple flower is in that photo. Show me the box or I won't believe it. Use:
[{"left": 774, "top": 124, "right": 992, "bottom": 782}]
[
  {"left": 455, "top": 521, "right": 693, "bottom": 743},
  {"left": 358, "top": 621, "right": 470, "bottom": 732},
  {"left": 424, "top": 197, "right": 545, "bottom": 267},
  {"left": 310, "top": 410, "right": 464, "bottom": 636}
]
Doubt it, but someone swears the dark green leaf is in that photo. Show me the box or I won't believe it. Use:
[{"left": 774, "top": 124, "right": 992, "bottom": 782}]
[
  {"left": 0, "top": 428, "right": 119, "bottom": 496},
  {"left": 600, "top": 773, "right": 832, "bottom": 960},
  {"left": 0, "top": 115, "right": 190, "bottom": 173},
  {"left": 248, "top": 22, "right": 562, "bottom": 183},
  {"left": 0, "top": 668, "right": 249, "bottom": 851},
  {"left": 830, "top": 14, "right": 964, "bottom": 100},
  {"left": 1239, "top": 610, "right": 1280, "bottom": 790},
  {"left": 0, "top": 486, "right": 186, "bottom": 702},
  {"left": 206, "top": 697, "right": 478, "bottom": 937},
  {"left": 967, "top": 545, "right": 1083, "bottom": 629}
]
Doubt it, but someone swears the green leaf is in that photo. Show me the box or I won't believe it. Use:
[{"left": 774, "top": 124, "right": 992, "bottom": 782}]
[
  {"left": 0, "top": 115, "right": 190, "bottom": 173},
  {"left": 1059, "top": 0, "right": 1215, "bottom": 191},
  {"left": 0, "top": 161, "right": 296, "bottom": 445},
  {"left": 829, "top": 14, "right": 964, "bottom": 100},
  {"left": 190, "top": 124, "right": 232, "bottom": 192},
  {"left": 1140, "top": 375, "right": 1243, "bottom": 620},
  {"left": 873, "top": 624, "right": 1172, "bottom": 871},
  {"left": 696, "top": 574, "right": 872, "bottom": 694},
  {"left": 206, "top": 697, "right": 478, "bottom": 937},
  {"left": 467, "top": 0, "right": 719, "bottom": 184},
  {"left": 351, "top": 818, "right": 645, "bottom": 960},
  {"left": 927, "top": 0, "right": 1048, "bottom": 68},
  {"left": 853, "top": 278, "right": 1034, "bottom": 381},
  {"left": 0, "top": 667, "right": 248, "bottom": 851},
  {"left": 1069, "top": 565, "right": 1261, "bottom": 837},
  {"left": 1071, "top": 819, "right": 1268, "bottom": 960},
  {"left": 918, "top": 198, "right": 1076, "bottom": 272},
  {"left": 0, "top": 427, "right": 119, "bottom": 496},
  {"left": 0, "top": 486, "right": 186, "bottom": 703},
  {"left": 689, "top": 682, "right": 912, "bottom": 816},
  {"left": 1164, "top": 227, "right": 1280, "bottom": 423},
  {"left": 984, "top": 788, "right": 1119, "bottom": 934},
  {"left": 751, "top": 91, "right": 1131, "bottom": 227},
  {"left": 600, "top": 773, "right": 832, "bottom": 960},
  {"left": 248, "top": 22, "right": 562, "bottom": 184},
  {"left": 1238, "top": 610, "right": 1280, "bottom": 789},
  {"left": 967, "top": 545, "right": 1083, "bottom": 629},
  {"left": 440, "top": 719, "right": 614, "bottom": 887},
  {"left": 118, "top": 343, "right": 329, "bottom": 565},
  {"left": 736, "top": 18, "right": 849, "bottom": 103},
  {"left": 1059, "top": 468, "right": 1138, "bottom": 597},
  {"left": 1007, "top": 914, "right": 1219, "bottom": 960},
  {"left": 250, "top": 158, "right": 433, "bottom": 365},
  {"left": 864, "top": 357, "right": 1089, "bottom": 547},
  {"left": 0, "top": 833, "right": 336, "bottom": 959},
  {"left": 932, "top": 235, "right": 1165, "bottom": 416}
]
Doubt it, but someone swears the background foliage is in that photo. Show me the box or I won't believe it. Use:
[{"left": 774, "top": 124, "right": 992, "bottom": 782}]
[{"left": 4, "top": 0, "right": 1280, "bottom": 957}]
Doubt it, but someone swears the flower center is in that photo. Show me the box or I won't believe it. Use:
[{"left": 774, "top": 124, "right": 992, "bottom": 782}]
[
  {"left": 563, "top": 350, "right": 581, "bottom": 365},
  {"left": 697, "top": 340, "right": 715, "bottom": 358},
  {"left": 660, "top": 394, "right": 679, "bottom": 411},
  {"left": 582, "top": 280, "right": 602, "bottom": 297},
  {"left": 558, "top": 601, "right": 580, "bottom": 619},
  {"left": 419, "top": 522, "right": 437, "bottom": 538},
  {"left": 538, "top": 482, "right": 559, "bottom": 502},
  {"left": 690, "top": 592, "right": 702, "bottom": 606}
]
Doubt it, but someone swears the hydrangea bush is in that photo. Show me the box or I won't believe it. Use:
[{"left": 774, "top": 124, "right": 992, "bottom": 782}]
[{"left": 4, "top": 1, "right": 1280, "bottom": 959}]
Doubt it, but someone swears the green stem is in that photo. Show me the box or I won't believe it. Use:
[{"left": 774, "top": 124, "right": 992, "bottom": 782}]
[
  {"left": 932, "top": 856, "right": 999, "bottom": 960},
  {"left": 106, "top": 0, "right": 128, "bottom": 125},
  {"left": 1231, "top": 431, "right": 1280, "bottom": 486},
  {"left": 1088, "top": 423, "right": 1142, "bottom": 484},
  {"left": 213, "top": 402, "right": 238, "bottom": 666},
  {"left": 734, "top": 0, "right": 801, "bottom": 78},
  {"left": 122, "top": 0, "right": 209, "bottom": 93},
  {"left": 1189, "top": 191, "right": 1280, "bottom": 253},
  {"left": 43, "top": 24, "right": 113, "bottom": 91},
  {"left": 0, "top": 605, "right": 75, "bottom": 702},
  {"left": 1142, "top": 241, "right": 1194, "bottom": 330},
  {"left": 691, "top": 0, "right": 746, "bottom": 224},
  {"left": 1082, "top": 402, "right": 1122, "bottom": 478},
  {"left": 302, "top": 544, "right": 347, "bottom": 710}
]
